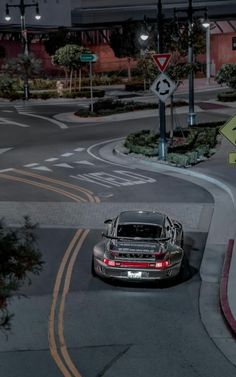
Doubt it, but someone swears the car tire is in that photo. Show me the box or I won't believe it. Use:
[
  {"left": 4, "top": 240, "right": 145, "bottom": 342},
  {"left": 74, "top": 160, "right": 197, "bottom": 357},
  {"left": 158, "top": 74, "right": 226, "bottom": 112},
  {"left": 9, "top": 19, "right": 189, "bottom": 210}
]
[
  {"left": 91, "top": 258, "right": 96, "bottom": 277},
  {"left": 179, "top": 254, "right": 190, "bottom": 281}
]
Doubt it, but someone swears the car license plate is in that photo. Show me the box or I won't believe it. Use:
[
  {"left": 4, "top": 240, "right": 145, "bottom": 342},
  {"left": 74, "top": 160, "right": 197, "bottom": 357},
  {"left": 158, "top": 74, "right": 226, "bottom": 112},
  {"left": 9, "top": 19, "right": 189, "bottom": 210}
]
[{"left": 127, "top": 271, "right": 142, "bottom": 279}]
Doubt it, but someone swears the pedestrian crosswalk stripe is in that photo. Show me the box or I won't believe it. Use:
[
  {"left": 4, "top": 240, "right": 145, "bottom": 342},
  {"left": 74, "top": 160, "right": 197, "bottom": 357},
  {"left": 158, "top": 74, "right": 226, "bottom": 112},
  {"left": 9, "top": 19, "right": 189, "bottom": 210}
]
[
  {"left": 61, "top": 153, "right": 74, "bottom": 157},
  {"left": 54, "top": 163, "right": 74, "bottom": 168},
  {"left": 32, "top": 166, "right": 52, "bottom": 172},
  {"left": 74, "top": 148, "right": 85, "bottom": 152},
  {"left": 24, "top": 163, "right": 39, "bottom": 167},
  {"left": 0, "top": 147, "right": 13, "bottom": 154},
  {"left": 74, "top": 160, "right": 94, "bottom": 166},
  {"left": 45, "top": 158, "right": 59, "bottom": 162}
]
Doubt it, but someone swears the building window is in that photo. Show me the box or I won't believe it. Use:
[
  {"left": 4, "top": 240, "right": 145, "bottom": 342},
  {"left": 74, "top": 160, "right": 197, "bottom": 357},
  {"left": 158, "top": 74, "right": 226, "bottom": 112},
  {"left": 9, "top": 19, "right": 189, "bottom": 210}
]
[{"left": 232, "top": 37, "right": 236, "bottom": 50}]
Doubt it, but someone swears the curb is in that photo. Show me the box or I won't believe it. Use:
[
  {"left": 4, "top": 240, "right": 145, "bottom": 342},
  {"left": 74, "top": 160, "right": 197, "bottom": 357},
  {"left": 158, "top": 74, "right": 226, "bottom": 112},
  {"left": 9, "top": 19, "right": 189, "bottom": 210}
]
[{"left": 220, "top": 239, "right": 236, "bottom": 335}]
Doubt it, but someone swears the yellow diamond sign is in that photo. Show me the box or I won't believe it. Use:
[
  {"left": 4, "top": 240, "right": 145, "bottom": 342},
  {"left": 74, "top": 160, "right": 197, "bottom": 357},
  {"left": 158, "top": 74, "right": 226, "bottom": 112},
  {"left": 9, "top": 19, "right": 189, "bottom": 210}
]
[
  {"left": 228, "top": 152, "right": 236, "bottom": 164},
  {"left": 220, "top": 114, "right": 236, "bottom": 147}
]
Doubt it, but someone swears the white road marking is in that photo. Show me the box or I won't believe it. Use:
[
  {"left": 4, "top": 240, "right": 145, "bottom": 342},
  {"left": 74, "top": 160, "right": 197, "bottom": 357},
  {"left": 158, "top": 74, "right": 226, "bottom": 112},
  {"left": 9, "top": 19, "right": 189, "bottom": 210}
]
[
  {"left": 70, "top": 170, "right": 156, "bottom": 189},
  {"left": 32, "top": 166, "right": 52, "bottom": 172},
  {"left": 0, "top": 148, "right": 13, "bottom": 154},
  {"left": 45, "top": 158, "right": 59, "bottom": 162},
  {"left": 61, "top": 153, "right": 74, "bottom": 157},
  {"left": 74, "top": 147, "right": 85, "bottom": 152},
  {"left": 0, "top": 168, "right": 14, "bottom": 172},
  {"left": 54, "top": 163, "right": 74, "bottom": 169},
  {"left": 70, "top": 175, "right": 111, "bottom": 188},
  {"left": 87, "top": 137, "right": 130, "bottom": 167},
  {"left": 74, "top": 160, "right": 94, "bottom": 166},
  {"left": 18, "top": 112, "right": 68, "bottom": 129},
  {"left": 24, "top": 163, "right": 39, "bottom": 167},
  {"left": 2, "top": 110, "right": 14, "bottom": 113},
  {"left": 0, "top": 117, "right": 30, "bottom": 127}
]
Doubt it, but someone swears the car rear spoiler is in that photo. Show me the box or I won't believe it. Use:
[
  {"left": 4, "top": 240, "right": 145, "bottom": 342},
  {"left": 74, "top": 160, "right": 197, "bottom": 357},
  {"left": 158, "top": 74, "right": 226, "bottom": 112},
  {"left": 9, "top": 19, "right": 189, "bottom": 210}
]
[{"left": 102, "top": 233, "right": 171, "bottom": 242}]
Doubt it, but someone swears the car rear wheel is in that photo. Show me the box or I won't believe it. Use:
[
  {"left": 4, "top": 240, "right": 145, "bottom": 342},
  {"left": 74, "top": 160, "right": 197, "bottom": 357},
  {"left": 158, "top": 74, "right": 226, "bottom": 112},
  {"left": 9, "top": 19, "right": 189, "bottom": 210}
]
[
  {"left": 179, "top": 254, "right": 190, "bottom": 281},
  {"left": 91, "top": 258, "right": 96, "bottom": 277}
]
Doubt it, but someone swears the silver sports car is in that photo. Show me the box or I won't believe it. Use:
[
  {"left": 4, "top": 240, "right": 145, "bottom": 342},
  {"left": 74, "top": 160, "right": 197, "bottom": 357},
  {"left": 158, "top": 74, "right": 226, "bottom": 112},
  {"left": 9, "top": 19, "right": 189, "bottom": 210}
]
[{"left": 92, "top": 210, "right": 185, "bottom": 281}]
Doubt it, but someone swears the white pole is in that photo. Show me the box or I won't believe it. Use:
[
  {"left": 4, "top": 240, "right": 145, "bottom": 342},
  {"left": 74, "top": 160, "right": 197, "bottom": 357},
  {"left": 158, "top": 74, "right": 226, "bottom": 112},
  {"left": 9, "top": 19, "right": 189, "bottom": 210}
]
[
  {"left": 206, "top": 25, "right": 211, "bottom": 84},
  {"left": 89, "top": 61, "right": 94, "bottom": 112}
]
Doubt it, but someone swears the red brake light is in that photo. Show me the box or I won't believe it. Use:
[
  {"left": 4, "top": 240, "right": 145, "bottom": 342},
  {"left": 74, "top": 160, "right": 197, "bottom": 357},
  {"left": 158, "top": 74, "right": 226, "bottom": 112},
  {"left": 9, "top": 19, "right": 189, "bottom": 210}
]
[
  {"left": 103, "top": 258, "right": 116, "bottom": 267},
  {"left": 103, "top": 258, "right": 170, "bottom": 269},
  {"left": 155, "top": 260, "right": 169, "bottom": 268}
]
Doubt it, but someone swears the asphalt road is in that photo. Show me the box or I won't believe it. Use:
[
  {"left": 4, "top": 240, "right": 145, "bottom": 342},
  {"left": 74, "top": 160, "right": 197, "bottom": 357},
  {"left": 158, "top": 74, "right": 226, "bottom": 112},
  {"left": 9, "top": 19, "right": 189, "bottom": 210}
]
[{"left": 0, "top": 101, "right": 235, "bottom": 377}]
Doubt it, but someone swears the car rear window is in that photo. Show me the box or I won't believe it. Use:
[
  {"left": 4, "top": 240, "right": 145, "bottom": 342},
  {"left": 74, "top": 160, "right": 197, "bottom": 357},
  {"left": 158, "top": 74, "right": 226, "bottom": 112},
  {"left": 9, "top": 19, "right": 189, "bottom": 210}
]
[{"left": 117, "top": 224, "right": 162, "bottom": 238}]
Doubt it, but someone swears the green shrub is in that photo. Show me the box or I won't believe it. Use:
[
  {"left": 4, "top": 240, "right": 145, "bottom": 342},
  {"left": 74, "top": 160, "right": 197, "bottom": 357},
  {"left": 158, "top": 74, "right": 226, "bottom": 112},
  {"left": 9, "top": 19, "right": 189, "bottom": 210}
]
[
  {"left": 0, "top": 75, "right": 16, "bottom": 95},
  {"left": 167, "top": 153, "right": 190, "bottom": 167},
  {"left": 58, "top": 89, "right": 105, "bottom": 99},
  {"left": 185, "top": 151, "right": 198, "bottom": 164},
  {"left": 169, "top": 129, "right": 198, "bottom": 153},
  {"left": 30, "top": 79, "right": 56, "bottom": 90},
  {"left": 125, "top": 81, "right": 146, "bottom": 91},
  {"left": 215, "top": 64, "right": 236, "bottom": 89},
  {"left": 195, "top": 145, "right": 210, "bottom": 157},
  {"left": 30, "top": 91, "right": 57, "bottom": 99},
  {"left": 217, "top": 91, "right": 236, "bottom": 102}
]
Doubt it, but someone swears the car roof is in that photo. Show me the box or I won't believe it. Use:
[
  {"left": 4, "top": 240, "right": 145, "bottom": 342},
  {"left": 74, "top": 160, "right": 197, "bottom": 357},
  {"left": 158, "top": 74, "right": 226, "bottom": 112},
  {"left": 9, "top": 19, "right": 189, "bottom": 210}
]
[{"left": 118, "top": 211, "right": 166, "bottom": 226}]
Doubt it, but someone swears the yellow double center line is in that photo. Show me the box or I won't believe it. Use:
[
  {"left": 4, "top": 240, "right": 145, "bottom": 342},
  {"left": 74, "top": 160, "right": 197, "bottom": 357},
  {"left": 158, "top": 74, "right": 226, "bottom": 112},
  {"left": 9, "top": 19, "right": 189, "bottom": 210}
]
[{"left": 0, "top": 169, "right": 99, "bottom": 377}]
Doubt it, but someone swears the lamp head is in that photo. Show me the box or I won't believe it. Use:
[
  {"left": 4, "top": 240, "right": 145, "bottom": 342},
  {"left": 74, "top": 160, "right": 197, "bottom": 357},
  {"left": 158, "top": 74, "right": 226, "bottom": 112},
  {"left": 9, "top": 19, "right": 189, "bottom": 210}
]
[
  {"left": 5, "top": 4, "right": 11, "bottom": 22},
  {"left": 35, "top": 3, "right": 41, "bottom": 20}
]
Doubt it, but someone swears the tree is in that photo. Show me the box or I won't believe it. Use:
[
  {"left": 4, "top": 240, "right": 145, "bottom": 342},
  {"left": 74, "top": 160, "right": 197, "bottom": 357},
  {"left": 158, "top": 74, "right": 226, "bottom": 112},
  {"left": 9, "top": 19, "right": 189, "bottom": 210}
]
[
  {"left": 0, "top": 216, "right": 44, "bottom": 331},
  {"left": 109, "top": 20, "right": 142, "bottom": 80},
  {"left": 52, "top": 44, "right": 91, "bottom": 92},
  {"left": 3, "top": 53, "right": 42, "bottom": 94},
  {"left": 44, "top": 27, "right": 79, "bottom": 56},
  {"left": 215, "top": 63, "right": 236, "bottom": 89}
]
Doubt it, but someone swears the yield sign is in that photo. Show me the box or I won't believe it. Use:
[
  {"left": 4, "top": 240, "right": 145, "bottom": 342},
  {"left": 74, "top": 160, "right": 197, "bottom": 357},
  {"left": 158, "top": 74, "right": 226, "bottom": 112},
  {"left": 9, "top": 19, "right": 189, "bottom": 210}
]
[
  {"left": 152, "top": 53, "right": 171, "bottom": 72},
  {"left": 220, "top": 114, "right": 236, "bottom": 147}
]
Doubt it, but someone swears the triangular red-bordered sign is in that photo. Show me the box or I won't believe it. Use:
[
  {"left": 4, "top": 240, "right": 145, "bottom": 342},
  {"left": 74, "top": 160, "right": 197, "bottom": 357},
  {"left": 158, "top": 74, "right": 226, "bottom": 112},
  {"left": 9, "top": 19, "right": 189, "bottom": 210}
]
[{"left": 152, "top": 53, "right": 171, "bottom": 72}]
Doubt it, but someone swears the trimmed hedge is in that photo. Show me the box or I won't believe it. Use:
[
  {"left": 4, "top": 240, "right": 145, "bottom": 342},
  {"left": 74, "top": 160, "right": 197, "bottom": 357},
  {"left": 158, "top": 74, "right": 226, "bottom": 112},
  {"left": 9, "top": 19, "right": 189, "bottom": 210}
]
[
  {"left": 217, "top": 91, "right": 236, "bottom": 102},
  {"left": 124, "top": 126, "right": 221, "bottom": 166},
  {"left": 125, "top": 81, "right": 147, "bottom": 91},
  {"left": 75, "top": 99, "right": 157, "bottom": 117}
]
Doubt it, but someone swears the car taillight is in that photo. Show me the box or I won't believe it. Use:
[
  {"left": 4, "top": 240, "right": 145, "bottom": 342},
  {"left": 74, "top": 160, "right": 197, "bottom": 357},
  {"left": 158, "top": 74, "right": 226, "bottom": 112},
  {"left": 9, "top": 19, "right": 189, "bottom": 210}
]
[
  {"left": 103, "top": 258, "right": 170, "bottom": 269},
  {"left": 155, "top": 260, "right": 169, "bottom": 268},
  {"left": 103, "top": 258, "right": 116, "bottom": 267}
]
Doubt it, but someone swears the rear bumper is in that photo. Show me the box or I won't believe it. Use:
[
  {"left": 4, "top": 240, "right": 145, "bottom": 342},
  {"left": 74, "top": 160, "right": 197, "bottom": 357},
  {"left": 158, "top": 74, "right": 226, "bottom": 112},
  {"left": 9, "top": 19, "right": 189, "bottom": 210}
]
[{"left": 94, "top": 258, "right": 181, "bottom": 281}]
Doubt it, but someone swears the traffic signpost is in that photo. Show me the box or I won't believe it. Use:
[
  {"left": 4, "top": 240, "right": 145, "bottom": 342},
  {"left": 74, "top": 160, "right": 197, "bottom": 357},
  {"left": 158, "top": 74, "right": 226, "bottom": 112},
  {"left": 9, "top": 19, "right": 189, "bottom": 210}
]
[
  {"left": 220, "top": 114, "right": 236, "bottom": 164},
  {"left": 228, "top": 152, "right": 236, "bottom": 164},
  {"left": 219, "top": 114, "right": 236, "bottom": 147},
  {"left": 150, "top": 72, "right": 177, "bottom": 103},
  {"left": 80, "top": 54, "right": 98, "bottom": 112},
  {"left": 152, "top": 53, "right": 171, "bottom": 72}
]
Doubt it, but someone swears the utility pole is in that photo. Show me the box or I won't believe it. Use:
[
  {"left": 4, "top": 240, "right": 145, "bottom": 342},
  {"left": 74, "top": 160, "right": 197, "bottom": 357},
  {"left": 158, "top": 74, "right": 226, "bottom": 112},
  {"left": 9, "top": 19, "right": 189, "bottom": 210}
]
[{"left": 157, "top": 0, "right": 167, "bottom": 160}]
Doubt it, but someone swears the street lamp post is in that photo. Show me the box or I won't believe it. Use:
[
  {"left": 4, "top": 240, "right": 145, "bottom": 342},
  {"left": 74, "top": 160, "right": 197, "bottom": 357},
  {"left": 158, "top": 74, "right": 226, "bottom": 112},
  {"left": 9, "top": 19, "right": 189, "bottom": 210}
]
[
  {"left": 157, "top": 0, "right": 167, "bottom": 160},
  {"left": 5, "top": 1, "right": 41, "bottom": 100},
  {"left": 188, "top": 0, "right": 196, "bottom": 126},
  {"left": 174, "top": 0, "right": 209, "bottom": 126}
]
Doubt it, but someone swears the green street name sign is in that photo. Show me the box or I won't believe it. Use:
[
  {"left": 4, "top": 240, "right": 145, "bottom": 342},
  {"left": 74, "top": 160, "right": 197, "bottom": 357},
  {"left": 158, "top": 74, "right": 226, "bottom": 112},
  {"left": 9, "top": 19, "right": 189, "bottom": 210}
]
[{"left": 80, "top": 54, "right": 97, "bottom": 62}]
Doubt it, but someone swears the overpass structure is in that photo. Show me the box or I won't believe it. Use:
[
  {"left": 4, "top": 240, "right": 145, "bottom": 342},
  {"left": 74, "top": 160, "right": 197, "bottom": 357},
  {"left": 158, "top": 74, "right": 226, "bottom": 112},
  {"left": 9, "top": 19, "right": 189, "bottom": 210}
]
[
  {"left": 71, "top": 0, "right": 236, "bottom": 27},
  {"left": 0, "top": 0, "right": 235, "bottom": 29}
]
